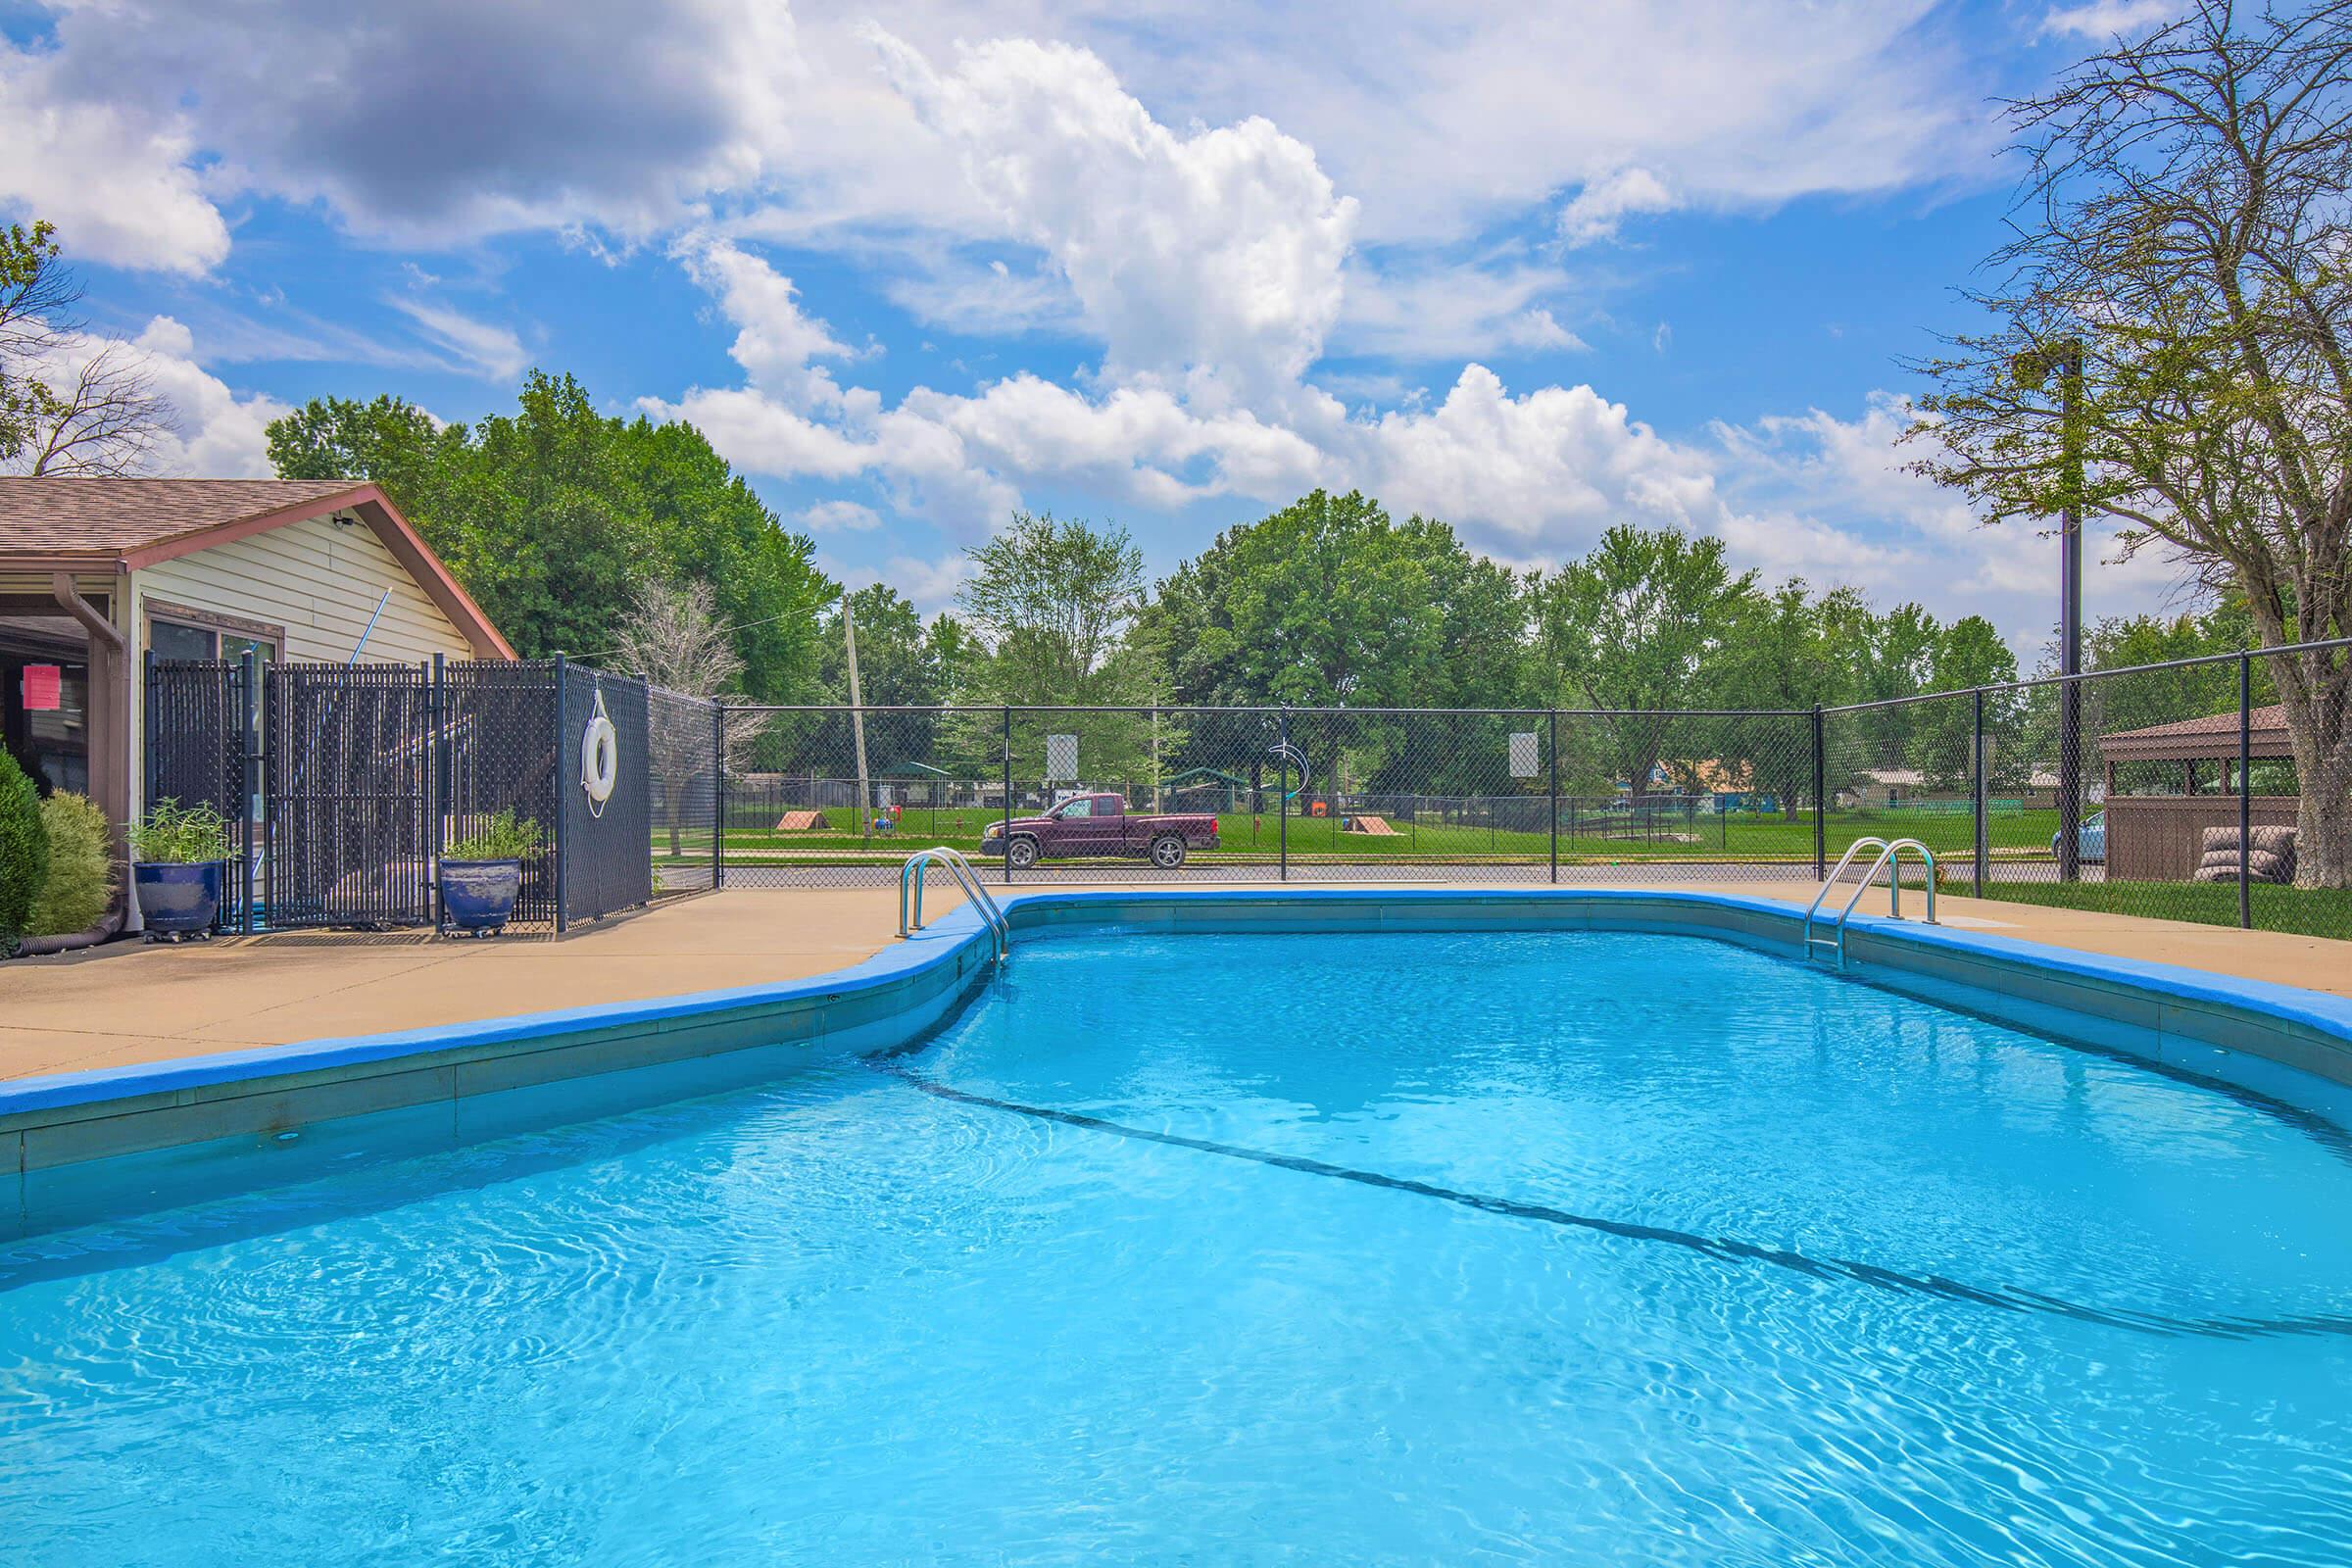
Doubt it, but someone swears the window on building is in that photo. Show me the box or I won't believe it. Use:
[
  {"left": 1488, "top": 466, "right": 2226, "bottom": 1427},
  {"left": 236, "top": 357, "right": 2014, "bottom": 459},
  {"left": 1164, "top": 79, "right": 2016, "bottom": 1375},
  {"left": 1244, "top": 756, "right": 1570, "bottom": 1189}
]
[{"left": 148, "top": 619, "right": 218, "bottom": 662}]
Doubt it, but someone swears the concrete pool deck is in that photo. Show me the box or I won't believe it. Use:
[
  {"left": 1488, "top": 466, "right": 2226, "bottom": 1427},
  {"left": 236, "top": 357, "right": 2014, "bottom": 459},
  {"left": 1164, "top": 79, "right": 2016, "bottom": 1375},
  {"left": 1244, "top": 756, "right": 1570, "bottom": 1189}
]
[{"left": 2, "top": 880, "right": 2346, "bottom": 1085}]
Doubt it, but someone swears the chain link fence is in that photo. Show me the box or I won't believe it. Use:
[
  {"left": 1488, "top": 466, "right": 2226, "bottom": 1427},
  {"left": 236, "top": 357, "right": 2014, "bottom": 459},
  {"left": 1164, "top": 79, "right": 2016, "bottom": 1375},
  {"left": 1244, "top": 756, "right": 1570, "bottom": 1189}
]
[
  {"left": 141, "top": 639, "right": 2352, "bottom": 941},
  {"left": 716, "top": 704, "right": 1823, "bottom": 888},
  {"left": 1819, "top": 638, "right": 2351, "bottom": 942}
]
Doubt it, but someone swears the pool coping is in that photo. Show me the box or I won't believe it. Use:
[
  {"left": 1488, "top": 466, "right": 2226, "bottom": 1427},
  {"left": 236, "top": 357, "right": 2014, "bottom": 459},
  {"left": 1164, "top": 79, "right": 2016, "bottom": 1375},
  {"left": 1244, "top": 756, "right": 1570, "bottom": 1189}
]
[{"left": 6, "top": 888, "right": 2351, "bottom": 1200}]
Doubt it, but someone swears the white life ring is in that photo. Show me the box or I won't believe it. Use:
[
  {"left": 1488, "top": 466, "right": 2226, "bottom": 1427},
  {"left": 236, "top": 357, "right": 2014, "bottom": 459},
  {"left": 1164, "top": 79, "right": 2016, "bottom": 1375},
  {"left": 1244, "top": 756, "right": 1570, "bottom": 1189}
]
[{"left": 580, "top": 690, "right": 618, "bottom": 814}]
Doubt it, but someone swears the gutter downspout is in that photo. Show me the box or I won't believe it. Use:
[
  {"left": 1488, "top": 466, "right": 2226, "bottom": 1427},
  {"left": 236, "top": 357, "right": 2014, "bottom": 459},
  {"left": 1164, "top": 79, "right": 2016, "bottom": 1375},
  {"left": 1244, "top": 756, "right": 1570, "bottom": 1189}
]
[{"left": 50, "top": 572, "right": 132, "bottom": 923}]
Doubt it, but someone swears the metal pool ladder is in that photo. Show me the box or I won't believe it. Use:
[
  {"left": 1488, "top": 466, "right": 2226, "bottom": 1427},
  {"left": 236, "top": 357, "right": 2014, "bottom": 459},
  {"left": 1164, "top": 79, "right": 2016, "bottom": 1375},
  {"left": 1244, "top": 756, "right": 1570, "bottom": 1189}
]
[
  {"left": 899, "top": 846, "right": 1009, "bottom": 963},
  {"left": 1803, "top": 837, "right": 1936, "bottom": 969}
]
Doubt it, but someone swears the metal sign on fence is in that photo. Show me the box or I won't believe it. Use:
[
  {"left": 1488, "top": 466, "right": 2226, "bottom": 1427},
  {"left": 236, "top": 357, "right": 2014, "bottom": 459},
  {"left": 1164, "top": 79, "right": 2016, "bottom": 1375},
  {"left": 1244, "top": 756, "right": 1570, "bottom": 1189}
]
[
  {"left": 1046, "top": 732, "right": 1078, "bottom": 782},
  {"left": 1508, "top": 731, "right": 1540, "bottom": 779}
]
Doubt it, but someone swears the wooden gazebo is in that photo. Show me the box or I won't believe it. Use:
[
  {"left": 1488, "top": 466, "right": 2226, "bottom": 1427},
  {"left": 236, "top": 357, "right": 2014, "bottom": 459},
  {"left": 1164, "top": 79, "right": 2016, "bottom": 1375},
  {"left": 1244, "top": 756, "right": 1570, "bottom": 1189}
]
[{"left": 2097, "top": 704, "right": 2297, "bottom": 880}]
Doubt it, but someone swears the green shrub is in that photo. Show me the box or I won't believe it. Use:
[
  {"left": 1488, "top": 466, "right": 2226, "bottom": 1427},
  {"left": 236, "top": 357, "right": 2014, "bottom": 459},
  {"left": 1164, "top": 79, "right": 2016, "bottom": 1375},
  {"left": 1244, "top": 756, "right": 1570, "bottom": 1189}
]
[
  {"left": 127, "top": 799, "right": 232, "bottom": 864},
  {"left": 29, "top": 792, "right": 114, "bottom": 937},
  {"left": 0, "top": 749, "right": 47, "bottom": 947},
  {"left": 446, "top": 808, "right": 543, "bottom": 861}
]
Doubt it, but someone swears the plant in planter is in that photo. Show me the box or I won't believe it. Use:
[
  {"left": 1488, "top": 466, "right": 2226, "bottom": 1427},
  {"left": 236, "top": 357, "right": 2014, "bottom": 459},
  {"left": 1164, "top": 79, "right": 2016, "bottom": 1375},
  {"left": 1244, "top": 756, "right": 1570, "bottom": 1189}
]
[
  {"left": 439, "top": 808, "right": 542, "bottom": 935},
  {"left": 127, "top": 799, "right": 231, "bottom": 941}
]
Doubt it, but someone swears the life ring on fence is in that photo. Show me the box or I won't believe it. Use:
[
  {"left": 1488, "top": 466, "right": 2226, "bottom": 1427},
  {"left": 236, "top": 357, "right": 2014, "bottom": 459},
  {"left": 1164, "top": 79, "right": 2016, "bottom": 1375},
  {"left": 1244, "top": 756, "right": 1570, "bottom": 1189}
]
[{"left": 581, "top": 690, "right": 618, "bottom": 815}]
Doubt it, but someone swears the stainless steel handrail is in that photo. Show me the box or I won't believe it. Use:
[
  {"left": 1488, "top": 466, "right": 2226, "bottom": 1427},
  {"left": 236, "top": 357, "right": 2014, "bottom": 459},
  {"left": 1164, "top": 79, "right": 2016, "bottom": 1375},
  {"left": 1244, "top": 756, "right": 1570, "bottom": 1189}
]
[
  {"left": 1804, "top": 836, "right": 1937, "bottom": 968},
  {"left": 1803, "top": 837, "right": 1888, "bottom": 937},
  {"left": 899, "top": 847, "right": 1008, "bottom": 962}
]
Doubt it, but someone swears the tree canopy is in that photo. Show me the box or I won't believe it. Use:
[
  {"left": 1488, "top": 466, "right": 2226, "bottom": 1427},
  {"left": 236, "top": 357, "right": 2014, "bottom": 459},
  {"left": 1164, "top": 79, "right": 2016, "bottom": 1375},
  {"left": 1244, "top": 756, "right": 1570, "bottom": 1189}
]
[
  {"left": 268, "top": 371, "right": 833, "bottom": 701},
  {"left": 1143, "top": 489, "right": 1525, "bottom": 710},
  {"left": 1910, "top": 0, "right": 2352, "bottom": 882}
]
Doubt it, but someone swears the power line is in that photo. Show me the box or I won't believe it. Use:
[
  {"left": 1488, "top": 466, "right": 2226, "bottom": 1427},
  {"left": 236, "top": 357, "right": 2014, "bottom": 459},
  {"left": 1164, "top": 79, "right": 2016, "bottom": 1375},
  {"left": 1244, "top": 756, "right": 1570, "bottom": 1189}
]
[{"left": 562, "top": 597, "right": 839, "bottom": 663}]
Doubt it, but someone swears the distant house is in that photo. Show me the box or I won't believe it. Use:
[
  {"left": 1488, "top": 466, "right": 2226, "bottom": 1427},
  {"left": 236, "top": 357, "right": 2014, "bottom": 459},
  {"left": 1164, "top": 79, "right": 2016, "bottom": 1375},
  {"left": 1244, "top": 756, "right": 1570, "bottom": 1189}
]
[{"left": 0, "top": 478, "right": 512, "bottom": 897}]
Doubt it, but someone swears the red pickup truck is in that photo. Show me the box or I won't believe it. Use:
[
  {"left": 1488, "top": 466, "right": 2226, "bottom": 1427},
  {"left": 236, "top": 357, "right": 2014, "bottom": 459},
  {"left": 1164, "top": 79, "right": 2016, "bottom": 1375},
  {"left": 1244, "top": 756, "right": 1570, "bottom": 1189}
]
[{"left": 980, "top": 793, "right": 1220, "bottom": 868}]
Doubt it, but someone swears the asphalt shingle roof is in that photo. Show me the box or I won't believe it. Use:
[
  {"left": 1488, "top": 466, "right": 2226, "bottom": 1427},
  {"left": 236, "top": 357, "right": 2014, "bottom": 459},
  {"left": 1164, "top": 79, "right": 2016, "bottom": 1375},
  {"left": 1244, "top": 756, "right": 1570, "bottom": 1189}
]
[{"left": 0, "top": 478, "right": 365, "bottom": 556}]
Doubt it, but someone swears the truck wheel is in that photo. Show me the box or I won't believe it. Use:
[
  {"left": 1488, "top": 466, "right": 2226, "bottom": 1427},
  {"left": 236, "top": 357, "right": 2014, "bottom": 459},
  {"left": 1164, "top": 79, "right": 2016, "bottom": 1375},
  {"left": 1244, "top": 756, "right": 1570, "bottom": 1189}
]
[
  {"left": 1006, "top": 836, "right": 1040, "bottom": 869},
  {"left": 1150, "top": 835, "right": 1188, "bottom": 869}
]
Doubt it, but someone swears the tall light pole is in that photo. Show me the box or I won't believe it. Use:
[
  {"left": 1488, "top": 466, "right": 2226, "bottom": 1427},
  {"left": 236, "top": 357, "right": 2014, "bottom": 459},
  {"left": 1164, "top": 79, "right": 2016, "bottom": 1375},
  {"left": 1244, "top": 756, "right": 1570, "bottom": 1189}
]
[
  {"left": 2056, "top": 340, "right": 2084, "bottom": 884},
  {"left": 2016, "top": 339, "right": 2086, "bottom": 882}
]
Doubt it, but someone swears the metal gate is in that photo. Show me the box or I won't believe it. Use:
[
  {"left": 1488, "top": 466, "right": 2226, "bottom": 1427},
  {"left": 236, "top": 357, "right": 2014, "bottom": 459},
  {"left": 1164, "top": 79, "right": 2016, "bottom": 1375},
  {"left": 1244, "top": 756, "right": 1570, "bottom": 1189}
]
[
  {"left": 265, "top": 663, "right": 434, "bottom": 929},
  {"left": 145, "top": 657, "right": 256, "bottom": 931}
]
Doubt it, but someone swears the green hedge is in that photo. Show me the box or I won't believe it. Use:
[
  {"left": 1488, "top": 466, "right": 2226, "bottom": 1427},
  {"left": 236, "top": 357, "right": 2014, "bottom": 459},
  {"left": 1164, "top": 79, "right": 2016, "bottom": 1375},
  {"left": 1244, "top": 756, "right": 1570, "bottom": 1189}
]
[
  {"left": 0, "top": 749, "right": 49, "bottom": 949},
  {"left": 29, "top": 792, "right": 114, "bottom": 937}
]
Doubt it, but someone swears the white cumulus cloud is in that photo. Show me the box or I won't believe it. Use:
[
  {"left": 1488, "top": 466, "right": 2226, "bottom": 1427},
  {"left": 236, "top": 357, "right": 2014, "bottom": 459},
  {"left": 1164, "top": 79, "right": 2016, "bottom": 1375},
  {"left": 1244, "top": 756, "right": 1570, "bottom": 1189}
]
[
  {"left": 1558, "top": 169, "right": 1679, "bottom": 247},
  {"left": 868, "top": 29, "right": 1358, "bottom": 406}
]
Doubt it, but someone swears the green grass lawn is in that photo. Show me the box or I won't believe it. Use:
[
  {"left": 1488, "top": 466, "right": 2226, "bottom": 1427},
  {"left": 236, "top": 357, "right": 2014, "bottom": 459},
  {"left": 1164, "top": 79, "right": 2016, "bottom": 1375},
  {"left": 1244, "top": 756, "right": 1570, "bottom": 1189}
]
[
  {"left": 1973, "top": 877, "right": 2352, "bottom": 941},
  {"left": 660, "top": 804, "right": 2063, "bottom": 864}
]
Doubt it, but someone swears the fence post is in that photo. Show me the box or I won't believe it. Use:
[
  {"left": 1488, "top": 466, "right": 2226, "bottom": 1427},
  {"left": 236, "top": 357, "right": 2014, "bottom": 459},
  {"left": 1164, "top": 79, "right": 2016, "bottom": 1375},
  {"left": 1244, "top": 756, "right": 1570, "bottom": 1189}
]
[
  {"left": 1548, "top": 710, "right": 1559, "bottom": 885},
  {"left": 1811, "top": 705, "right": 1827, "bottom": 880},
  {"left": 1278, "top": 706, "right": 1290, "bottom": 884},
  {"left": 2238, "top": 653, "right": 2253, "bottom": 930},
  {"left": 1972, "top": 686, "right": 1986, "bottom": 902},
  {"left": 141, "top": 648, "right": 157, "bottom": 813},
  {"left": 1001, "top": 706, "right": 1013, "bottom": 888},
  {"left": 430, "top": 653, "right": 446, "bottom": 932},
  {"left": 713, "top": 702, "right": 726, "bottom": 891},
  {"left": 240, "top": 649, "right": 261, "bottom": 934},
  {"left": 2058, "top": 675, "right": 2082, "bottom": 884},
  {"left": 552, "top": 654, "right": 568, "bottom": 935}
]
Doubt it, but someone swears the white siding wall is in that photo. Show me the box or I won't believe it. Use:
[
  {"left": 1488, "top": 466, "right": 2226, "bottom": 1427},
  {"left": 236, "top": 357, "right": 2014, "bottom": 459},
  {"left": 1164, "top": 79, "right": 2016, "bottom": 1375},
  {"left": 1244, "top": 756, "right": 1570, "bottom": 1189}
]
[
  {"left": 126, "top": 511, "right": 483, "bottom": 822},
  {"left": 132, "top": 511, "right": 471, "bottom": 663}
]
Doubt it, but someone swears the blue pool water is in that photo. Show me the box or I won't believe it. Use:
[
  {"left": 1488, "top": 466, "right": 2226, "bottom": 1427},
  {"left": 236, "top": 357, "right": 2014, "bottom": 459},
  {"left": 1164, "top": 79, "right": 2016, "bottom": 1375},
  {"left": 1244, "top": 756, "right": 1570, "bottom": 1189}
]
[{"left": 6, "top": 929, "right": 2352, "bottom": 1564}]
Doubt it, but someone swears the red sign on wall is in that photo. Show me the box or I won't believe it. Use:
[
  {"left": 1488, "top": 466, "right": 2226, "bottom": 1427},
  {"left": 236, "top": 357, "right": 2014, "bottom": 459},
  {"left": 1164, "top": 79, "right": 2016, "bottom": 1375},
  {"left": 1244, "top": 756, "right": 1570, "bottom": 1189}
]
[{"left": 21, "top": 664, "right": 61, "bottom": 711}]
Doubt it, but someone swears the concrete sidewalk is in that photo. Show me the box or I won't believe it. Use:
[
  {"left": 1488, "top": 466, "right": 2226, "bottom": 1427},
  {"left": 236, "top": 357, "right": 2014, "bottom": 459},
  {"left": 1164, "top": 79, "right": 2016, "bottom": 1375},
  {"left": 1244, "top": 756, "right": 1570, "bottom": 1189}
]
[{"left": 2, "top": 882, "right": 2345, "bottom": 1082}]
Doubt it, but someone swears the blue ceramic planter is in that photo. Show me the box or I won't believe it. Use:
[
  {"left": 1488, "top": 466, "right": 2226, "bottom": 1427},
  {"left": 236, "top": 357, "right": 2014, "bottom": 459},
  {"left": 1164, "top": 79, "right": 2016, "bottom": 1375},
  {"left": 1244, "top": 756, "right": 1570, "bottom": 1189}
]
[
  {"left": 440, "top": 858, "right": 522, "bottom": 933},
  {"left": 134, "top": 860, "right": 223, "bottom": 937}
]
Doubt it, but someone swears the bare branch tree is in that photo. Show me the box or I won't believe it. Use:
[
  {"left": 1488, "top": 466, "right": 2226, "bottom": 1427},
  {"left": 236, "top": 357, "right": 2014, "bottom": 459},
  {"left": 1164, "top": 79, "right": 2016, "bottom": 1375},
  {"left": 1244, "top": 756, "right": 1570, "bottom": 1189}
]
[
  {"left": 612, "top": 578, "right": 767, "bottom": 855},
  {"left": 18, "top": 341, "right": 173, "bottom": 476},
  {"left": 1, "top": 220, "right": 174, "bottom": 475}
]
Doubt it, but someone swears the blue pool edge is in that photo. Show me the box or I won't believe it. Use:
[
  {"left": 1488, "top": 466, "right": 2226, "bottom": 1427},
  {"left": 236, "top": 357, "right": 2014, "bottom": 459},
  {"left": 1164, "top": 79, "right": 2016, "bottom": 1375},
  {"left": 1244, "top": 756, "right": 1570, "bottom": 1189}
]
[{"left": 7, "top": 889, "right": 2351, "bottom": 1229}]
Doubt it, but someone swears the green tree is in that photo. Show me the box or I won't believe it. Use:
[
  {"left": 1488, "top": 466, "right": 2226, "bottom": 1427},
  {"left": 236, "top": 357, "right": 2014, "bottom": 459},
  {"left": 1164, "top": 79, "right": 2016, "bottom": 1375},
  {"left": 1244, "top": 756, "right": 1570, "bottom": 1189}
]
[
  {"left": 0, "top": 221, "right": 64, "bottom": 462},
  {"left": 0, "top": 748, "right": 48, "bottom": 951},
  {"left": 1910, "top": 2, "right": 2352, "bottom": 883},
  {"left": 819, "top": 585, "right": 952, "bottom": 708},
  {"left": 1139, "top": 489, "right": 1529, "bottom": 802},
  {"left": 1530, "top": 524, "right": 1759, "bottom": 796},
  {"left": 956, "top": 512, "right": 1147, "bottom": 706},
  {"left": 1145, "top": 489, "right": 1524, "bottom": 708},
  {"left": 1707, "top": 581, "right": 1857, "bottom": 815},
  {"left": 1900, "top": 614, "right": 2023, "bottom": 790},
  {"left": 267, "top": 372, "right": 831, "bottom": 701},
  {"left": 951, "top": 512, "right": 1151, "bottom": 788}
]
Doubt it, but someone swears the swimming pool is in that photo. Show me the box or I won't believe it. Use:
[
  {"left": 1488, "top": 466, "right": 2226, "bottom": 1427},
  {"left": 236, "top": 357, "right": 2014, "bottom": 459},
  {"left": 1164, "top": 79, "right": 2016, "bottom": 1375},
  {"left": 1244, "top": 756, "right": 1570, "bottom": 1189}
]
[{"left": 6, "top": 925, "right": 2351, "bottom": 1563}]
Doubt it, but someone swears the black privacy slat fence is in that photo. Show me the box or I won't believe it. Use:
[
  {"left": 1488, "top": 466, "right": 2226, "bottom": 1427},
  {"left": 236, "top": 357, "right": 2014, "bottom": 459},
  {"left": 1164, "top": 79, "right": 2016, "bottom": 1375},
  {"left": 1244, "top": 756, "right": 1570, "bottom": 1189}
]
[
  {"left": 144, "top": 655, "right": 703, "bottom": 934},
  {"left": 144, "top": 658, "right": 254, "bottom": 934},
  {"left": 143, "top": 636, "right": 2352, "bottom": 943}
]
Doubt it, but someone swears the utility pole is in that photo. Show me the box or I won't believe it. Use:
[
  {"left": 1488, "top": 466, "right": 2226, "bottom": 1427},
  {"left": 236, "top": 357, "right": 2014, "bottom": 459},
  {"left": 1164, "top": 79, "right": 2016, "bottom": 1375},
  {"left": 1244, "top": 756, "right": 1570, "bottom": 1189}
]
[{"left": 843, "top": 592, "right": 872, "bottom": 839}]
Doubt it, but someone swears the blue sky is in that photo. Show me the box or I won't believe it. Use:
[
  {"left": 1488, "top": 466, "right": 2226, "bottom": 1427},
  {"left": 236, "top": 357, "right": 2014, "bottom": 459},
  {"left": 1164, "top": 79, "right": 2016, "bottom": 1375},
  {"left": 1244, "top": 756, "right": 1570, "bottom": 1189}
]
[{"left": 1, "top": 0, "right": 2194, "bottom": 649}]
